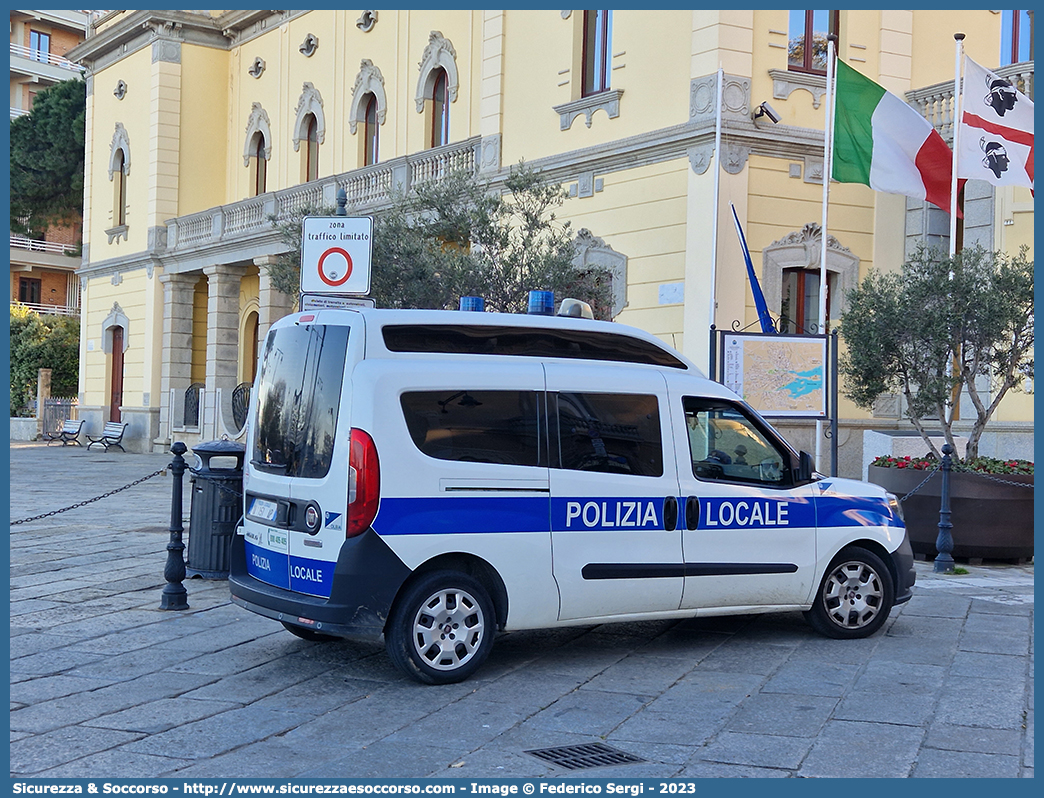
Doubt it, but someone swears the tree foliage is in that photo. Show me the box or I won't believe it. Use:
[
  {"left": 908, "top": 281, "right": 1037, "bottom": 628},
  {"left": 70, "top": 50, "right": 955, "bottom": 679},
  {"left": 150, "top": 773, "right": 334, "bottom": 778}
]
[
  {"left": 10, "top": 78, "right": 87, "bottom": 235},
  {"left": 9, "top": 306, "right": 81, "bottom": 415},
  {"left": 264, "top": 164, "right": 614, "bottom": 318},
  {"left": 839, "top": 246, "right": 1034, "bottom": 460}
]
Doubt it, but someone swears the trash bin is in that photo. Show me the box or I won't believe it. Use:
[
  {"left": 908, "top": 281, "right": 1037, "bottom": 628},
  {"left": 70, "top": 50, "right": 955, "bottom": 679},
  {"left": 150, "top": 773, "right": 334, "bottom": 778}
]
[{"left": 187, "top": 437, "right": 246, "bottom": 579}]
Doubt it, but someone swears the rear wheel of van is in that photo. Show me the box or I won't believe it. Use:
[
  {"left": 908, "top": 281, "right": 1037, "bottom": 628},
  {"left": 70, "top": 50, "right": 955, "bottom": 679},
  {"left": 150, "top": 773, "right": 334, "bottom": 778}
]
[
  {"left": 281, "top": 621, "right": 340, "bottom": 642},
  {"left": 386, "top": 571, "right": 495, "bottom": 684},
  {"left": 805, "top": 546, "right": 895, "bottom": 639}
]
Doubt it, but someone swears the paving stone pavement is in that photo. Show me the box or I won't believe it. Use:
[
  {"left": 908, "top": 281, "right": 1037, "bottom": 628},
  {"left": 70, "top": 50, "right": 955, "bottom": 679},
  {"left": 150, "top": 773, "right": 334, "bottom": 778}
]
[{"left": 8, "top": 442, "right": 1034, "bottom": 778}]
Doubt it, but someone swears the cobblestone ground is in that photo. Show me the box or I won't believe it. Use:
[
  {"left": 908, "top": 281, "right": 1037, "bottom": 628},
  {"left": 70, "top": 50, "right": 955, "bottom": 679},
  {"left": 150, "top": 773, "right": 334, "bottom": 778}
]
[{"left": 9, "top": 442, "right": 1034, "bottom": 778}]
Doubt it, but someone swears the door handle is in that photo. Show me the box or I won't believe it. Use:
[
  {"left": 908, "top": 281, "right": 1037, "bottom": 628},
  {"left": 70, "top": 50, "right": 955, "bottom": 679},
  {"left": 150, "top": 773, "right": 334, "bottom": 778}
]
[
  {"left": 685, "top": 496, "right": 699, "bottom": 530},
  {"left": 663, "top": 496, "right": 679, "bottom": 531}
]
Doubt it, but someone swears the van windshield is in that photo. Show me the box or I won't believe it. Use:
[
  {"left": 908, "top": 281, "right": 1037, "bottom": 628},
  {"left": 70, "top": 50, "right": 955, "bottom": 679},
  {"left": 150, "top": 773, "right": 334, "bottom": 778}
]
[{"left": 251, "top": 324, "right": 350, "bottom": 478}]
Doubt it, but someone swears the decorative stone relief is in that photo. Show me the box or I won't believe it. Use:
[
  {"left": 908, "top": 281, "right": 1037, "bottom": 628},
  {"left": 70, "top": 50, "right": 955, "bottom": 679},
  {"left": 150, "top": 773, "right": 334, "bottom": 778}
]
[
  {"left": 111, "top": 272, "right": 123, "bottom": 286},
  {"left": 113, "top": 80, "right": 127, "bottom": 100},
  {"left": 415, "top": 31, "right": 459, "bottom": 113},
  {"left": 553, "top": 89, "right": 623, "bottom": 130},
  {"left": 248, "top": 57, "right": 266, "bottom": 78},
  {"left": 299, "top": 33, "right": 318, "bottom": 56},
  {"left": 769, "top": 68, "right": 828, "bottom": 109},
  {"left": 688, "top": 144, "right": 713, "bottom": 175},
  {"left": 348, "top": 60, "right": 387, "bottom": 134},
  {"left": 804, "top": 156, "right": 825, "bottom": 184},
  {"left": 573, "top": 229, "right": 628, "bottom": 318},
  {"left": 108, "top": 123, "right": 131, "bottom": 179},
  {"left": 151, "top": 38, "right": 181, "bottom": 64},
  {"left": 721, "top": 142, "right": 750, "bottom": 174},
  {"left": 478, "top": 134, "right": 502, "bottom": 174},
  {"left": 147, "top": 225, "right": 167, "bottom": 254},
  {"left": 689, "top": 73, "right": 752, "bottom": 125},
  {"left": 292, "top": 82, "right": 326, "bottom": 151},
  {"left": 242, "top": 103, "right": 273, "bottom": 166},
  {"left": 356, "top": 10, "right": 378, "bottom": 32}
]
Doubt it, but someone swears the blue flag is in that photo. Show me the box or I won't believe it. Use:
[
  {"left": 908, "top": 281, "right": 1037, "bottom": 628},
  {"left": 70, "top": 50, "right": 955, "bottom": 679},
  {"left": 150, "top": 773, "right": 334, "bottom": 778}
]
[{"left": 731, "top": 203, "right": 775, "bottom": 334}]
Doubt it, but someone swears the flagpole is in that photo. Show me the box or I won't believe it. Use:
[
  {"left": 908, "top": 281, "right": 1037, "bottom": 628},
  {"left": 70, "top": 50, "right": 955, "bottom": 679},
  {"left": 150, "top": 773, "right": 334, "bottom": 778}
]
[
  {"left": 709, "top": 65, "right": 724, "bottom": 342},
  {"left": 816, "top": 34, "right": 837, "bottom": 473},
  {"left": 949, "top": 32, "right": 965, "bottom": 258}
]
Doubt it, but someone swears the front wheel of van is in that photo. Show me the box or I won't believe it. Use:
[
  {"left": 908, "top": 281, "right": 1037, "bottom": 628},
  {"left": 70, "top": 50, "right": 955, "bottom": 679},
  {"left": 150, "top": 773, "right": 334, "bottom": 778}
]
[
  {"left": 386, "top": 571, "right": 495, "bottom": 685},
  {"left": 805, "top": 546, "right": 895, "bottom": 639}
]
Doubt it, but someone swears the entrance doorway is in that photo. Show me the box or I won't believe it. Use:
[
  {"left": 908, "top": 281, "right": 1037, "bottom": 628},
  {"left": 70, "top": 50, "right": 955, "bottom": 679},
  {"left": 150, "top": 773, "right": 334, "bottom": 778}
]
[{"left": 110, "top": 326, "right": 124, "bottom": 422}]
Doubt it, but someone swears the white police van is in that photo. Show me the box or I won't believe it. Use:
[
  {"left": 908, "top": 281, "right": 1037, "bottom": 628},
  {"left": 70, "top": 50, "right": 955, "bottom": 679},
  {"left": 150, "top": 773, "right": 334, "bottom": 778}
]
[{"left": 229, "top": 306, "right": 914, "bottom": 684}]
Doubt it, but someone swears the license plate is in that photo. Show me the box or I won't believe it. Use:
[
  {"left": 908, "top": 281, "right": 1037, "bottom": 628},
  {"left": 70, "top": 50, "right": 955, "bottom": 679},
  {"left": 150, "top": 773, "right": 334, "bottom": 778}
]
[{"left": 249, "top": 497, "right": 278, "bottom": 522}]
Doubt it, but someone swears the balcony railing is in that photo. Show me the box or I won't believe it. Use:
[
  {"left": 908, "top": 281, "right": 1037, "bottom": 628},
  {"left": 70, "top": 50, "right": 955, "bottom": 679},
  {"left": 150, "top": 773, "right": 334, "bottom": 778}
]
[
  {"left": 169, "top": 137, "right": 481, "bottom": 252},
  {"left": 11, "top": 106, "right": 29, "bottom": 119},
  {"left": 10, "top": 235, "right": 78, "bottom": 255},
  {"left": 10, "top": 42, "right": 86, "bottom": 72},
  {"left": 907, "top": 61, "right": 1034, "bottom": 142},
  {"left": 11, "top": 301, "right": 80, "bottom": 318}
]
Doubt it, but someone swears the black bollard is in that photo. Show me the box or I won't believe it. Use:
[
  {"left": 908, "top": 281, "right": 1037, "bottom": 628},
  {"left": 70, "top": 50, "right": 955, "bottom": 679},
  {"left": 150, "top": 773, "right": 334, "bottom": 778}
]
[
  {"left": 933, "top": 444, "right": 955, "bottom": 574},
  {"left": 160, "top": 441, "right": 190, "bottom": 610}
]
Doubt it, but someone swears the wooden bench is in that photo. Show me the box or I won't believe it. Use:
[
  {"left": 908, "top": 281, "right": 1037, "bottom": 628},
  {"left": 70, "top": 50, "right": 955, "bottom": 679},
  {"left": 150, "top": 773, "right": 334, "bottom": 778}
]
[
  {"left": 87, "top": 421, "right": 128, "bottom": 452},
  {"left": 44, "top": 418, "right": 84, "bottom": 446}
]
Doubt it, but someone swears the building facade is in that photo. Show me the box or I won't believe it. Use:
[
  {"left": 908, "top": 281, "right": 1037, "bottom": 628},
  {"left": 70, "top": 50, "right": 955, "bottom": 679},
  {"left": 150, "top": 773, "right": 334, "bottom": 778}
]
[
  {"left": 67, "top": 10, "right": 1033, "bottom": 472},
  {"left": 10, "top": 9, "right": 93, "bottom": 319}
]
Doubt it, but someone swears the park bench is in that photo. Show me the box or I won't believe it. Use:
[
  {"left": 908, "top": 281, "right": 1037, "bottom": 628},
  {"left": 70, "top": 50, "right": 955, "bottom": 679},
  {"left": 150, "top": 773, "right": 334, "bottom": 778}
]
[
  {"left": 44, "top": 419, "right": 84, "bottom": 446},
  {"left": 86, "top": 421, "right": 128, "bottom": 452}
]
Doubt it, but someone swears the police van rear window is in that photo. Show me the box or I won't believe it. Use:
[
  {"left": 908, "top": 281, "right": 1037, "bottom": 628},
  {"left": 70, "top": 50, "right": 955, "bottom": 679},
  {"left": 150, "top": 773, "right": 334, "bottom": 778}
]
[{"left": 382, "top": 325, "right": 687, "bottom": 369}]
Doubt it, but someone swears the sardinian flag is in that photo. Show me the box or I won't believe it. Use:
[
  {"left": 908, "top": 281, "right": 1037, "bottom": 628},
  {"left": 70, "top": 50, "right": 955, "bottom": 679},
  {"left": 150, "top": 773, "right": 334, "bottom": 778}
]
[{"left": 957, "top": 56, "right": 1034, "bottom": 190}]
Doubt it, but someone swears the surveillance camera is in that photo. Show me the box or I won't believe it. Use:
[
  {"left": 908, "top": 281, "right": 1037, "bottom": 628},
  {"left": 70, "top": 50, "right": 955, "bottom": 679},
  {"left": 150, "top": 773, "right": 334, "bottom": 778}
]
[{"left": 754, "top": 102, "right": 781, "bottom": 124}]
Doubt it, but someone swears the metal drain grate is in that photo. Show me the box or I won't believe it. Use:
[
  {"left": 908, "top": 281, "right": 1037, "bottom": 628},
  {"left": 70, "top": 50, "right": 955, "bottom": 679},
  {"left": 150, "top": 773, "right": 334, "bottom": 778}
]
[{"left": 525, "top": 742, "right": 647, "bottom": 771}]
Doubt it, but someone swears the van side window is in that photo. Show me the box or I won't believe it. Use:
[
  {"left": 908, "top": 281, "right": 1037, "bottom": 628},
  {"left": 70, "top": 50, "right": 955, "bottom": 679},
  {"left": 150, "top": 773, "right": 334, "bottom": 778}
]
[
  {"left": 555, "top": 393, "right": 663, "bottom": 477},
  {"left": 400, "top": 391, "right": 544, "bottom": 466},
  {"left": 684, "top": 398, "right": 789, "bottom": 486}
]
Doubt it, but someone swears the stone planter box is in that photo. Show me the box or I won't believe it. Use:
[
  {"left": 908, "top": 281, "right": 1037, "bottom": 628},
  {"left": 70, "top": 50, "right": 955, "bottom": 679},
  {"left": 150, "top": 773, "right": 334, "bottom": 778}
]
[{"left": 868, "top": 465, "right": 1034, "bottom": 562}]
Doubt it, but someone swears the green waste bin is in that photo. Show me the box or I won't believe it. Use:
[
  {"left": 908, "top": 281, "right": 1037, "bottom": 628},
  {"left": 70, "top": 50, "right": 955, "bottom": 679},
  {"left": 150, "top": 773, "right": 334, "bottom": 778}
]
[{"left": 187, "top": 438, "right": 246, "bottom": 579}]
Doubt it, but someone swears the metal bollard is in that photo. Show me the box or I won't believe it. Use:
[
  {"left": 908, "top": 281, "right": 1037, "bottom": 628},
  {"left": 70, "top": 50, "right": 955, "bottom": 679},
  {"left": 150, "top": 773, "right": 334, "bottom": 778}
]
[
  {"left": 160, "top": 441, "right": 190, "bottom": 610},
  {"left": 933, "top": 443, "right": 955, "bottom": 574}
]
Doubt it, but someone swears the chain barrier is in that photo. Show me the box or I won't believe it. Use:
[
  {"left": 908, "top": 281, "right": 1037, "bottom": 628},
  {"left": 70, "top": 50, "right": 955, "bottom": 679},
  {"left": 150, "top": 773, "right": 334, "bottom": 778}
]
[
  {"left": 188, "top": 467, "right": 245, "bottom": 500},
  {"left": 896, "top": 465, "right": 941, "bottom": 503},
  {"left": 11, "top": 469, "right": 168, "bottom": 526}
]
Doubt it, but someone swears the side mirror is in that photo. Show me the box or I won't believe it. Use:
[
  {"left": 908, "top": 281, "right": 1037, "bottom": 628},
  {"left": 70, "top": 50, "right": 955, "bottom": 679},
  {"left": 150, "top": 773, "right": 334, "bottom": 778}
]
[{"left": 797, "top": 450, "right": 815, "bottom": 483}]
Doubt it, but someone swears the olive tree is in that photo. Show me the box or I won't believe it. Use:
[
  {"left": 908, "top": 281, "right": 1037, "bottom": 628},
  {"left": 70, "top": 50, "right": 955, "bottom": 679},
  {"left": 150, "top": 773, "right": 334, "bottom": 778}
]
[
  {"left": 839, "top": 245, "right": 1033, "bottom": 460},
  {"left": 264, "top": 163, "right": 614, "bottom": 318}
]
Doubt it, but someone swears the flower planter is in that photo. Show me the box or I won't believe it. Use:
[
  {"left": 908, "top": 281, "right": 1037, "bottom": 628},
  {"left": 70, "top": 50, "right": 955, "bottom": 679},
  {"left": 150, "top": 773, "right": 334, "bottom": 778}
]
[{"left": 868, "top": 465, "right": 1034, "bottom": 562}]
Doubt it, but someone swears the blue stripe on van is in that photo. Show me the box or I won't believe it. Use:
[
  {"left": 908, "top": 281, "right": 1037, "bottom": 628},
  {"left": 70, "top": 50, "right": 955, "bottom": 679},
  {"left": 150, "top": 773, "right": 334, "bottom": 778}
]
[
  {"left": 373, "top": 496, "right": 549, "bottom": 536},
  {"left": 815, "top": 495, "right": 903, "bottom": 529},
  {"left": 244, "top": 541, "right": 337, "bottom": 598}
]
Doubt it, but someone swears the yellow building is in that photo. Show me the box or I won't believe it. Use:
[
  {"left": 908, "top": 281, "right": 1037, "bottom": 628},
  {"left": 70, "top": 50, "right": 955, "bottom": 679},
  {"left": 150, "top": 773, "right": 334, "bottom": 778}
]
[{"left": 67, "top": 10, "right": 1033, "bottom": 472}]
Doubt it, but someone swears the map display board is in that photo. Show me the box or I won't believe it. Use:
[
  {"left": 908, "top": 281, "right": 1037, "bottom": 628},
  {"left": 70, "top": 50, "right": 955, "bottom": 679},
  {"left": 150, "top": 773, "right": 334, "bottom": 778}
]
[{"left": 721, "top": 333, "right": 827, "bottom": 417}]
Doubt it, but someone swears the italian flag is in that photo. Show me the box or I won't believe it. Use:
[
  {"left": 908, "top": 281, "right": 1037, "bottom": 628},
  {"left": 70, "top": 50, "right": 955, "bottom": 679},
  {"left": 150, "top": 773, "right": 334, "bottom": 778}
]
[{"left": 833, "top": 60, "right": 956, "bottom": 213}]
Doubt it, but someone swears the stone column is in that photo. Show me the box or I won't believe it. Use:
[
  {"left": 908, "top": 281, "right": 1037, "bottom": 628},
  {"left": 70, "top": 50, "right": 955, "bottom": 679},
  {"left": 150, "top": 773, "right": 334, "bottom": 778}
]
[
  {"left": 157, "top": 272, "right": 198, "bottom": 446},
  {"left": 256, "top": 255, "right": 296, "bottom": 345},
  {"left": 203, "top": 265, "right": 249, "bottom": 439}
]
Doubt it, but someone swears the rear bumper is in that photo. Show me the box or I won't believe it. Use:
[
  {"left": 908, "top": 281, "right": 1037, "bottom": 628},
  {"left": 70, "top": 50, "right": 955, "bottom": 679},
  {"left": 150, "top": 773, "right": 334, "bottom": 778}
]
[
  {"left": 891, "top": 528, "right": 916, "bottom": 605},
  {"left": 228, "top": 529, "right": 412, "bottom": 640}
]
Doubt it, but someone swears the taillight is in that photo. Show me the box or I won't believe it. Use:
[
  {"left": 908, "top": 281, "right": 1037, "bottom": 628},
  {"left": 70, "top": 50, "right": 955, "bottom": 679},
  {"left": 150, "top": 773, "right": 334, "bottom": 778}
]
[{"left": 347, "top": 428, "right": 380, "bottom": 537}]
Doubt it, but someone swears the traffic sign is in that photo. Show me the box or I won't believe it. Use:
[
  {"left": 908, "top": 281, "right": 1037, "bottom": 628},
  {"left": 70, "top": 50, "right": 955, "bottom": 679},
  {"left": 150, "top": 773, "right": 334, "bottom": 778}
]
[{"left": 300, "top": 216, "right": 373, "bottom": 295}]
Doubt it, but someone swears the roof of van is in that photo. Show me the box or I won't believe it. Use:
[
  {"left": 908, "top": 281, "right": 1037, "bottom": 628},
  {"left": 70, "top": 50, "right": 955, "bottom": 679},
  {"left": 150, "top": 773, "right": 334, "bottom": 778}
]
[{"left": 292, "top": 307, "right": 705, "bottom": 376}]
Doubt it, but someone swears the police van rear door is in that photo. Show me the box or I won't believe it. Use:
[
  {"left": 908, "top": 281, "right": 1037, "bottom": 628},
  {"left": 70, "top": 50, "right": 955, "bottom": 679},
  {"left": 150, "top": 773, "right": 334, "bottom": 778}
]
[
  {"left": 546, "top": 362, "right": 683, "bottom": 621},
  {"left": 245, "top": 313, "right": 358, "bottom": 598},
  {"left": 674, "top": 393, "right": 817, "bottom": 610}
]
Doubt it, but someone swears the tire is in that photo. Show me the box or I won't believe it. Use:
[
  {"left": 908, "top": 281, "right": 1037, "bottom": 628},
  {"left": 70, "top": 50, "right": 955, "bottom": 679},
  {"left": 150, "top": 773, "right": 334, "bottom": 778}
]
[
  {"left": 805, "top": 546, "right": 895, "bottom": 639},
  {"left": 281, "top": 621, "right": 340, "bottom": 642},
  {"left": 385, "top": 570, "right": 495, "bottom": 685}
]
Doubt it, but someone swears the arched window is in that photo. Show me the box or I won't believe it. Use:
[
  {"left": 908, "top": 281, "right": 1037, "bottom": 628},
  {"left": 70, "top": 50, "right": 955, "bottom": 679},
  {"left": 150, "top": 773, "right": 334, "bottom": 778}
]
[
  {"left": 251, "top": 132, "right": 267, "bottom": 196},
  {"left": 363, "top": 94, "right": 380, "bottom": 166},
  {"left": 582, "top": 10, "right": 612, "bottom": 96},
  {"left": 303, "top": 113, "right": 319, "bottom": 182},
  {"left": 430, "top": 68, "right": 450, "bottom": 148},
  {"left": 112, "top": 149, "right": 127, "bottom": 227}
]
